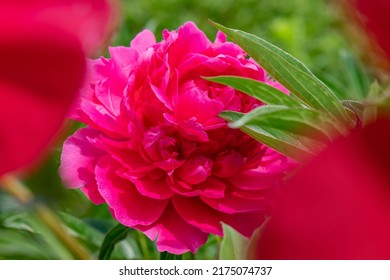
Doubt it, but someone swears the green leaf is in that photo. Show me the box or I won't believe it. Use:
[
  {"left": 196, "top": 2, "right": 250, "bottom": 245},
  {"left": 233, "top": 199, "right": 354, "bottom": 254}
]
[
  {"left": 160, "top": 251, "right": 183, "bottom": 260},
  {"left": 98, "top": 223, "right": 131, "bottom": 260},
  {"left": 58, "top": 212, "right": 104, "bottom": 252},
  {"left": 342, "top": 100, "right": 363, "bottom": 126},
  {"left": 363, "top": 81, "right": 382, "bottom": 126},
  {"left": 205, "top": 75, "right": 303, "bottom": 107},
  {"left": 340, "top": 50, "right": 369, "bottom": 100},
  {"left": 227, "top": 105, "right": 337, "bottom": 142},
  {"left": 0, "top": 228, "right": 53, "bottom": 260},
  {"left": 220, "top": 224, "right": 248, "bottom": 260},
  {"left": 210, "top": 21, "right": 351, "bottom": 126},
  {"left": 2, "top": 213, "right": 73, "bottom": 259},
  {"left": 220, "top": 111, "right": 316, "bottom": 162}
]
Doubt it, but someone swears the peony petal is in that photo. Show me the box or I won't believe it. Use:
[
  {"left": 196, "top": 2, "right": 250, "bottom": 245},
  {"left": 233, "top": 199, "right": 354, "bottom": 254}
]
[
  {"left": 141, "top": 204, "right": 209, "bottom": 254},
  {"left": 212, "top": 150, "right": 245, "bottom": 177},
  {"left": 176, "top": 80, "right": 225, "bottom": 124},
  {"left": 94, "top": 60, "right": 127, "bottom": 117},
  {"left": 172, "top": 196, "right": 224, "bottom": 236},
  {"left": 221, "top": 211, "right": 266, "bottom": 238},
  {"left": 194, "top": 177, "right": 226, "bottom": 198},
  {"left": 174, "top": 156, "right": 213, "bottom": 185},
  {"left": 201, "top": 183, "right": 269, "bottom": 214},
  {"left": 228, "top": 169, "right": 282, "bottom": 190},
  {"left": 163, "top": 21, "right": 211, "bottom": 68},
  {"left": 59, "top": 127, "right": 105, "bottom": 204},
  {"left": 96, "top": 156, "right": 169, "bottom": 227},
  {"left": 130, "top": 29, "right": 156, "bottom": 51},
  {"left": 129, "top": 176, "right": 175, "bottom": 200}
]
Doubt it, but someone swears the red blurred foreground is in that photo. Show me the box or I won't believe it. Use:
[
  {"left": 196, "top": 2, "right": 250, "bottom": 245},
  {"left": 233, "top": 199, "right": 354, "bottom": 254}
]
[
  {"left": 0, "top": 0, "right": 116, "bottom": 176},
  {"left": 251, "top": 119, "right": 390, "bottom": 259},
  {"left": 349, "top": 0, "right": 390, "bottom": 66}
]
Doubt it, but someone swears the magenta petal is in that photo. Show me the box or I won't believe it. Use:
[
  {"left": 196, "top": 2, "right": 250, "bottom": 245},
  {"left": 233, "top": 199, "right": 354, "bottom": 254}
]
[
  {"left": 130, "top": 29, "right": 156, "bottom": 51},
  {"left": 59, "top": 127, "right": 105, "bottom": 204},
  {"left": 130, "top": 176, "right": 175, "bottom": 200},
  {"left": 94, "top": 63, "right": 126, "bottom": 116},
  {"left": 175, "top": 156, "right": 213, "bottom": 185},
  {"left": 195, "top": 177, "right": 226, "bottom": 198},
  {"left": 178, "top": 119, "right": 209, "bottom": 142},
  {"left": 221, "top": 211, "right": 266, "bottom": 238},
  {"left": 109, "top": 46, "right": 139, "bottom": 74},
  {"left": 96, "top": 156, "right": 169, "bottom": 227},
  {"left": 167, "top": 176, "right": 202, "bottom": 197},
  {"left": 165, "top": 21, "right": 211, "bottom": 68},
  {"left": 141, "top": 204, "right": 209, "bottom": 254},
  {"left": 229, "top": 170, "right": 281, "bottom": 190},
  {"left": 201, "top": 186, "right": 268, "bottom": 214},
  {"left": 172, "top": 196, "right": 223, "bottom": 236},
  {"left": 176, "top": 81, "right": 224, "bottom": 124},
  {"left": 213, "top": 150, "right": 245, "bottom": 177}
]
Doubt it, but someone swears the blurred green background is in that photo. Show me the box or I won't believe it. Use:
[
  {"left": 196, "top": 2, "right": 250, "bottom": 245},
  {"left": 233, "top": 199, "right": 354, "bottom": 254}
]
[{"left": 0, "top": 0, "right": 372, "bottom": 259}]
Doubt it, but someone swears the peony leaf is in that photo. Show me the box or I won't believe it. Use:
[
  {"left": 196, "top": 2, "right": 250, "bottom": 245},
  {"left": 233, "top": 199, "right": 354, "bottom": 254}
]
[
  {"left": 205, "top": 75, "right": 303, "bottom": 107},
  {"left": 210, "top": 21, "right": 352, "bottom": 127},
  {"left": 98, "top": 223, "right": 131, "bottom": 260},
  {"left": 229, "top": 105, "right": 339, "bottom": 142},
  {"left": 342, "top": 100, "right": 364, "bottom": 126},
  {"left": 339, "top": 50, "right": 369, "bottom": 100},
  {"left": 220, "top": 224, "right": 249, "bottom": 260},
  {"left": 220, "top": 111, "right": 316, "bottom": 162},
  {"left": 2, "top": 213, "right": 73, "bottom": 259},
  {"left": 58, "top": 212, "right": 104, "bottom": 252},
  {"left": 0, "top": 228, "right": 54, "bottom": 260},
  {"left": 363, "top": 81, "right": 382, "bottom": 126}
]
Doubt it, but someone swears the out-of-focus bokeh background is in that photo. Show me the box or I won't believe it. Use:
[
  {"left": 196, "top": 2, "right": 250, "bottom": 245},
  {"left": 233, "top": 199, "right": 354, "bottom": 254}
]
[{"left": 0, "top": 0, "right": 373, "bottom": 259}]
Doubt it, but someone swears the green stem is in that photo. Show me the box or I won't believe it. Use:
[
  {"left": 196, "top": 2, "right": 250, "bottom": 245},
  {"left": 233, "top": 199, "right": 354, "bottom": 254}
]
[
  {"left": 0, "top": 174, "right": 92, "bottom": 260},
  {"left": 136, "top": 231, "right": 151, "bottom": 260}
]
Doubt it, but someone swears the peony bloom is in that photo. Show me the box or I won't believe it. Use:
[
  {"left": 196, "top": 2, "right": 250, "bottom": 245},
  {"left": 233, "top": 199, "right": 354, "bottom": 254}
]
[
  {"left": 250, "top": 119, "right": 390, "bottom": 259},
  {"left": 60, "top": 22, "right": 295, "bottom": 254},
  {"left": 0, "top": 0, "right": 116, "bottom": 176}
]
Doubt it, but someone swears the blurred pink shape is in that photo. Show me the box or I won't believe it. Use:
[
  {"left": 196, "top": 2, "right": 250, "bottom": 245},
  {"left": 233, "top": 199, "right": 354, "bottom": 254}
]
[
  {"left": 0, "top": 0, "right": 116, "bottom": 176},
  {"left": 251, "top": 120, "right": 390, "bottom": 259},
  {"left": 350, "top": 0, "right": 390, "bottom": 66}
]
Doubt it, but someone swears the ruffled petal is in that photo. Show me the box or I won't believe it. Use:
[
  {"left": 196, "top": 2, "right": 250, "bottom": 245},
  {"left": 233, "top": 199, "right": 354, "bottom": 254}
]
[
  {"left": 96, "top": 156, "right": 169, "bottom": 227},
  {"left": 201, "top": 183, "right": 269, "bottom": 214},
  {"left": 141, "top": 204, "right": 209, "bottom": 254},
  {"left": 172, "top": 196, "right": 223, "bottom": 236}
]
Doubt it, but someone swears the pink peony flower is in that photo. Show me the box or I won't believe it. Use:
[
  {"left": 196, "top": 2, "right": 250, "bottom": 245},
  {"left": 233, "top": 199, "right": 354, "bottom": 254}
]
[
  {"left": 0, "top": 0, "right": 116, "bottom": 176},
  {"left": 60, "top": 22, "right": 295, "bottom": 254}
]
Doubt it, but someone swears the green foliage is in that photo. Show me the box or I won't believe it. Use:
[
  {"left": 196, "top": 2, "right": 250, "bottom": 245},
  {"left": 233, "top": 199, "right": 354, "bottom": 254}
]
[
  {"left": 205, "top": 76, "right": 303, "bottom": 108},
  {"left": 208, "top": 22, "right": 362, "bottom": 162},
  {"left": 211, "top": 22, "right": 352, "bottom": 127},
  {"left": 160, "top": 252, "right": 183, "bottom": 260},
  {"left": 220, "top": 224, "right": 248, "bottom": 260},
  {"left": 220, "top": 111, "right": 317, "bottom": 162},
  {"left": 98, "top": 223, "right": 131, "bottom": 260}
]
